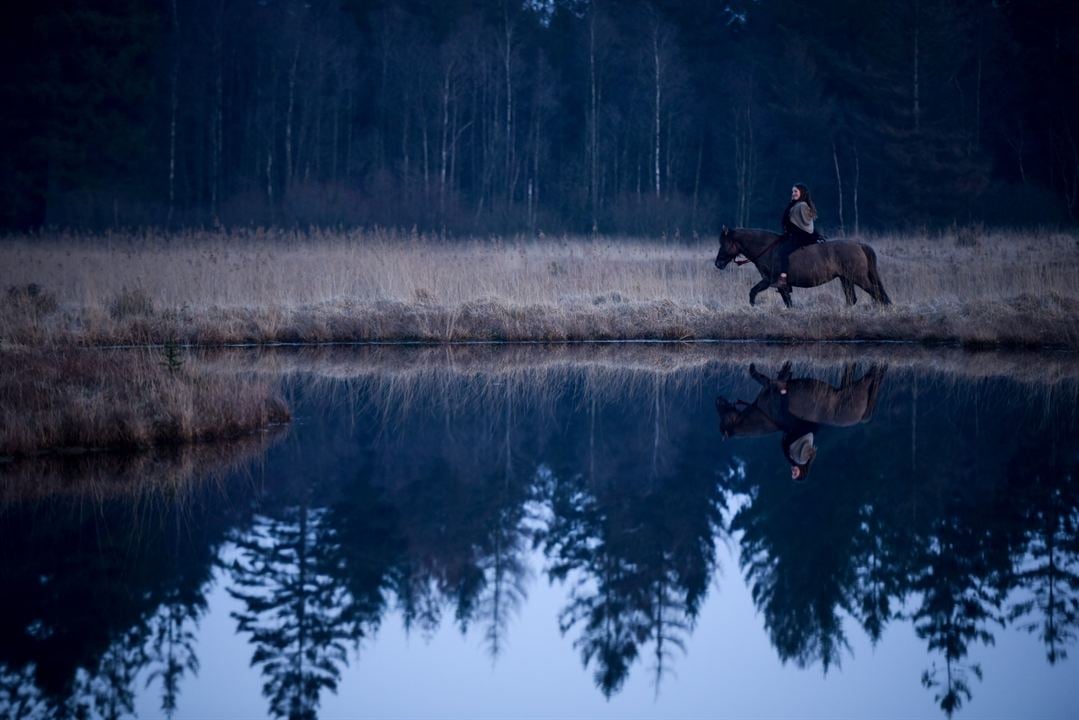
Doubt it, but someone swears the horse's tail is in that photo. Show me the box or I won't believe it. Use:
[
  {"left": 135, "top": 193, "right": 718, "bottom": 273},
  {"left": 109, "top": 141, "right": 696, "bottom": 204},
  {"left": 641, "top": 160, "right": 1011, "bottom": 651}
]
[{"left": 861, "top": 244, "right": 892, "bottom": 305}]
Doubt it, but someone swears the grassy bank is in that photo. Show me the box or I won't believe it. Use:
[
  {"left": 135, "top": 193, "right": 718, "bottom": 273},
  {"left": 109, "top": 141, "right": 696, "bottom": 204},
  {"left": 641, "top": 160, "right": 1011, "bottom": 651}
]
[
  {"left": 2, "top": 228, "right": 1077, "bottom": 347},
  {"left": 0, "top": 349, "right": 289, "bottom": 457}
]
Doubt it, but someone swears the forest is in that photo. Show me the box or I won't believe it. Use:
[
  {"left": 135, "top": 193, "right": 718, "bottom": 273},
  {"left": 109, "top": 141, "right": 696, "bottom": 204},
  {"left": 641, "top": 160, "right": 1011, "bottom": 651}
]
[{"left": 2, "top": 0, "right": 1078, "bottom": 234}]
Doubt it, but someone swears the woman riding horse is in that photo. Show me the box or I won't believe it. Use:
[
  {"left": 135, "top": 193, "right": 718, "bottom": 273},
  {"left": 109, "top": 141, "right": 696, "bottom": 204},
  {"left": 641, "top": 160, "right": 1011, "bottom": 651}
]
[{"left": 773, "top": 183, "right": 821, "bottom": 291}]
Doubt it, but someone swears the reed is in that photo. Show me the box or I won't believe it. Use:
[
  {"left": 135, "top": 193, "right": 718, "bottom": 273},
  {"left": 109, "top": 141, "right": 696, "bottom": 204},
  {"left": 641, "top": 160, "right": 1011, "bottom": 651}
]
[
  {"left": 0, "top": 348, "right": 290, "bottom": 457},
  {"left": 2, "top": 227, "right": 1076, "bottom": 347}
]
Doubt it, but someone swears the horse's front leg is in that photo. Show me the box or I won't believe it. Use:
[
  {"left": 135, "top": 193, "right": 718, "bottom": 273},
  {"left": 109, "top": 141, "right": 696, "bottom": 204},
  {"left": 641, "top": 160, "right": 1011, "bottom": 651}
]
[
  {"left": 748, "top": 277, "right": 771, "bottom": 305},
  {"left": 778, "top": 287, "right": 793, "bottom": 307}
]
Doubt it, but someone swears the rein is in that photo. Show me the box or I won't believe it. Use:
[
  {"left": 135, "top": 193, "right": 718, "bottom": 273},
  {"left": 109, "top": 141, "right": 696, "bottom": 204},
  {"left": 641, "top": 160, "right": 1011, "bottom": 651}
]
[{"left": 733, "top": 235, "right": 784, "bottom": 266}]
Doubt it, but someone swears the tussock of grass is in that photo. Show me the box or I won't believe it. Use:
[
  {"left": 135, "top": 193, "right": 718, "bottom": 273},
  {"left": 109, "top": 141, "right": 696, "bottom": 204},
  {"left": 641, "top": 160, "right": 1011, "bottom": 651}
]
[
  {"left": 0, "top": 350, "right": 290, "bottom": 457},
  {"left": 2, "top": 227, "right": 1077, "bottom": 348}
]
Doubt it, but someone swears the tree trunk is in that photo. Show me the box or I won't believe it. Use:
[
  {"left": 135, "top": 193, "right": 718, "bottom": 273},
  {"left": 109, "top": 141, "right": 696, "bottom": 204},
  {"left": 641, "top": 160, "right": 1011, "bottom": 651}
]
[
  {"left": 589, "top": 10, "right": 599, "bottom": 233},
  {"left": 692, "top": 136, "right": 703, "bottom": 234},
  {"left": 167, "top": 0, "right": 179, "bottom": 227},
  {"left": 421, "top": 107, "right": 430, "bottom": 198},
  {"left": 439, "top": 69, "right": 451, "bottom": 218},
  {"left": 211, "top": 0, "right": 224, "bottom": 222},
  {"left": 912, "top": 0, "right": 921, "bottom": 132},
  {"left": 853, "top": 143, "right": 860, "bottom": 235},
  {"left": 285, "top": 39, "right": 301, "bottom": 193},
  {"left": 832, "top": 139, "right": 844, "bottom": 233},
  {"left": 652, "top": 27, "right": 662, "bottom": 199},
  {"left": 344, "top": 85, "right": 353, "bottom": 181},
  {"left": 503, "top": 3, "right": 515, "bottom": 204}
]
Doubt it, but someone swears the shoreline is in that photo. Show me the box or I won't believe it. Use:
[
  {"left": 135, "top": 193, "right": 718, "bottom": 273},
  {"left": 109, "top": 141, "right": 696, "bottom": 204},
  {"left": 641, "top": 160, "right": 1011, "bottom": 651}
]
[{"left": 4, "top": 298, "right": 1075, "bottom": 350}]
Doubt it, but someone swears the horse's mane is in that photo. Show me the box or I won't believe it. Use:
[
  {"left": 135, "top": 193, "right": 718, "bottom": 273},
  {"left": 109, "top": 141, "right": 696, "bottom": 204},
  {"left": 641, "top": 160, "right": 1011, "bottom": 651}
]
[{"left": 732, "top": 227, "right": 782, "bottom": 239}]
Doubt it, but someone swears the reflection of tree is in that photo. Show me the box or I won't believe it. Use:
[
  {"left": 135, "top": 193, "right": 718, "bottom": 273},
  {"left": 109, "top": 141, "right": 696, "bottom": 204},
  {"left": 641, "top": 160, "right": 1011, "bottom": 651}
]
[
  {"left": 143, "top": 509, "right": 214, "bottom": 719},
  {"left": 541, "top": 471, "right": 645, "bottom": 696},
  {"left": 719, "top": 365, "right": 1079, "bottom": 718},
  {"left": 145, "top": 597, "right": 202, "bottom": 718},
  {"left": 911, "top": 505, "right": 1009, "bottom": 718},
  {"left": 729, "top": 475, "right": 856, "bottom": 672},
  {"left": 474, "top": 497, "right": 532, "bottom": 659},
  {"left": 0, "top": 456, "right": 249, "bottom": 719},
  {"left": 0, "top": 663, "right": 47, "bottom": 718},
  {"left": 229, "top": 503, "right": 350, "bottom": 720},
  {"left": 323, "top": 472, "right": 405, "bottom": 653},
  {"left": 1010, "top": 462, "right": 1079, "bottom": 664},
  {"left": 538, "top": 458, "right": 724, "bottom": 696},
  {"left": 78, "top": 624, "right": 149, "bottom": 720},
  {"left": 381, "top": 448, "right": 535, "bottom": 657},
  {"left": 850, "top": 503, "right": 910, "bottom": 645}
]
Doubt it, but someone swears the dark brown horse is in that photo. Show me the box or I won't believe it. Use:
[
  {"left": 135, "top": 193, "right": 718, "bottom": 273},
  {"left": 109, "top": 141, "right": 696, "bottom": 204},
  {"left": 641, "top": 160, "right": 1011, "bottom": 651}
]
[
  {"left": 714, "top": 226, "right": 892, "bottom": 307},
  {"left": 716, "top": 362, "right": 887, "bottom": 440}
]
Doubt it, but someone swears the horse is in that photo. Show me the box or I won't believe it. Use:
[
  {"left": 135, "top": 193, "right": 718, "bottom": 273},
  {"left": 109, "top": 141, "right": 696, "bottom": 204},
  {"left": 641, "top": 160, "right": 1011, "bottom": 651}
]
[
  {"left": 713, "top": 226, "right": 892, "bottom": 307},
  {"left": 716, "top": 362, "right": 887, "bottom": 440}
]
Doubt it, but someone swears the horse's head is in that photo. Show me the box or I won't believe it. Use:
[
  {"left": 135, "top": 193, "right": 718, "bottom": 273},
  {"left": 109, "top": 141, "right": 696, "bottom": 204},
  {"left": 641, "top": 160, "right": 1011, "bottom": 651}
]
[{"left": 714, "top": 226, "right": 741, "bottom": 269}]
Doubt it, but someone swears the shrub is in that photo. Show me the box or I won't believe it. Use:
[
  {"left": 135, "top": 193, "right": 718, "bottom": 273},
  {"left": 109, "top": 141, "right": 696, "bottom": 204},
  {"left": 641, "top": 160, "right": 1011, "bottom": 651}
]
[
  {"left": 6, "top": 284, "right": 59, "bottom": 318},
  {"left": 109, "top": 287, "right": 155, "bottom": 320}
]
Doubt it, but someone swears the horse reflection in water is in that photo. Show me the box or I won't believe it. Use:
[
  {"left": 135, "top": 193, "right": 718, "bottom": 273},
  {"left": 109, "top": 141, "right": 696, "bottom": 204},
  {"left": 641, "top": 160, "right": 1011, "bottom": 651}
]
[{"left": 716, "top": 362, "right": 887, "bottom": 480}]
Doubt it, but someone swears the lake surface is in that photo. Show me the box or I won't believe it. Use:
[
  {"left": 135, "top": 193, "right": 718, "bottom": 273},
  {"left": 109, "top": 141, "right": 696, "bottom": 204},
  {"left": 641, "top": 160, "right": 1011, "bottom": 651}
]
[{"left": 2, "top": 345, "right": 1077, "bottom": 719}]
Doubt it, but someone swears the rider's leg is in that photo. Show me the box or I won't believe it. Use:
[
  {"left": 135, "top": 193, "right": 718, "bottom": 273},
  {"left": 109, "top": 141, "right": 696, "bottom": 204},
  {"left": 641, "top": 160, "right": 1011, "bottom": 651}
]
[{"left": 772, "top": 243, "right": 793, "bottom": 289}]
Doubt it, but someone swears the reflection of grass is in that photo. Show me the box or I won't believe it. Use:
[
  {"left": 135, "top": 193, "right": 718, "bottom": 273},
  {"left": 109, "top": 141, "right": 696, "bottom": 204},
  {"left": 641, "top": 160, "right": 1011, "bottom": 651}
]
[
  {"left": 219, "top": 344, "right": 1079, "bottom": 436},
  {"left": 1, "top": 228, "right": 1077, "bottom": 347},
  {"left": 0, "top": 350, "right": 289, "bottom": 457},
  {"left": 0, "top": 428, "right": 285, "bottom": 506},
  {"left": 220, "top": 342, "right": 1079, "bottom": 389}
]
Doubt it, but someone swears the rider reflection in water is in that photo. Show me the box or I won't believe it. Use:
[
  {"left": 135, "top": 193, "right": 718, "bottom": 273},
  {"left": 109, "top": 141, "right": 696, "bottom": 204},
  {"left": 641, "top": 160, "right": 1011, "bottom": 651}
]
[
  {"left": 778, "top": 381, "right": 817, "bottom": 481},
  {"left": 717, "top": 362, "right": 886, "bottom": 482}
]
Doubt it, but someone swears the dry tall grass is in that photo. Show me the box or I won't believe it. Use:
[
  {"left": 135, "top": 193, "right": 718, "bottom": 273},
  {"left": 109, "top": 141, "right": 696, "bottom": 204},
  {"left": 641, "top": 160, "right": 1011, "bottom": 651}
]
[
  {"left": 0, "top": 349, "right": 290, "bottom": 456},
  {"left": 2, "top": 227, "right": 1077, "bottom": 347}
]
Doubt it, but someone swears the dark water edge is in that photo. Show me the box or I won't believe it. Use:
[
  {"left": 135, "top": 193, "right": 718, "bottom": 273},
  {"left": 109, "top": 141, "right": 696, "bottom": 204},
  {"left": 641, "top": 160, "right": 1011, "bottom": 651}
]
[{"left": 1, "top": 344, "right": 1077, "bottom": 719}]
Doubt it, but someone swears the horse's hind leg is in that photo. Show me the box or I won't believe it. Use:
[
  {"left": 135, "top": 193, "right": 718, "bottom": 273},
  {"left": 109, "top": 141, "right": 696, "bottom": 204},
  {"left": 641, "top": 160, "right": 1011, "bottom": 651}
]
[
  {"left": 854, "top": 277, "right": 883, "bottom": 305},
  {"left": 841, "top": 278, "right": 857, "bottom": 305}
]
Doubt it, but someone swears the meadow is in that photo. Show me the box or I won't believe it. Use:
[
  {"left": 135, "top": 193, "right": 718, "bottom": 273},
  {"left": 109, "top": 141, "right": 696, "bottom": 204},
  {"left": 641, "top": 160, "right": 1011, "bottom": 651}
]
[{"left": 1, "top": 227, "right": 1077, "bottom": 348}]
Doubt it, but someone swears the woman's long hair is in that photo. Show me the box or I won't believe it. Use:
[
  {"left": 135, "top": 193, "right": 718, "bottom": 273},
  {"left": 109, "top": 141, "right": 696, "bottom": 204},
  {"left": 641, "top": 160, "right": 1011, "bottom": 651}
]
[{"left": 789, "top": 183, "right": 818, "bottom": 220}]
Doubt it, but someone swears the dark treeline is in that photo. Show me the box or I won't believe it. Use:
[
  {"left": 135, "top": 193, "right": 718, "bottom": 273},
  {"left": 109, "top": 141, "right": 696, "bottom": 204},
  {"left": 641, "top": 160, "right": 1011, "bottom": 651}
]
[{"left": 3, "top": 1, "right": 1079, "bottom": 234}]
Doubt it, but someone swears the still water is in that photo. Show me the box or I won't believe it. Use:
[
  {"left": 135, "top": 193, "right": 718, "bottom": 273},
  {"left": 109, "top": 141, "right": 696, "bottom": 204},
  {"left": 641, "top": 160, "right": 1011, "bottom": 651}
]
[{"left": 1, "top": 345, "right": 1077, "bottom": 719}]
